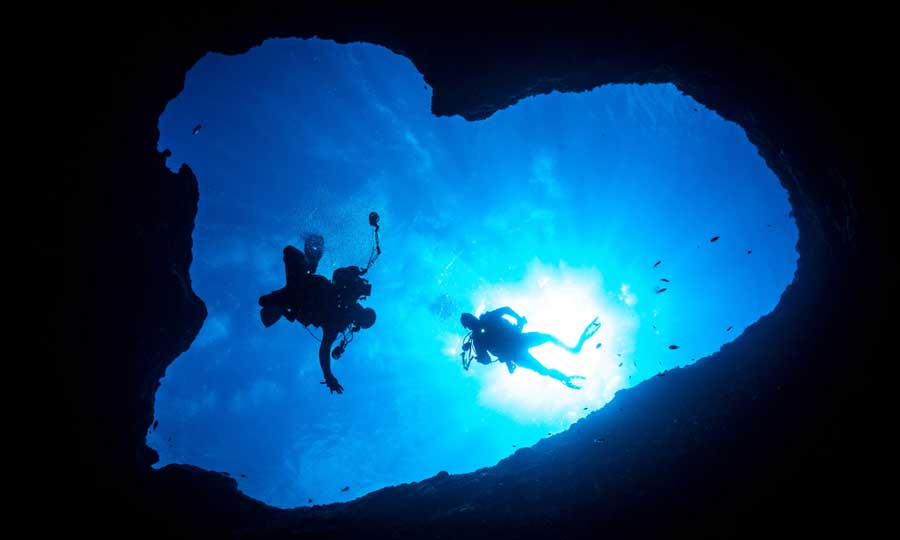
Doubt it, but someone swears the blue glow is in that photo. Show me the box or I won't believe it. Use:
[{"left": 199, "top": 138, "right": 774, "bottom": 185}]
[{"left": 149, "top": 38, "right": 798, "bottom": 508}]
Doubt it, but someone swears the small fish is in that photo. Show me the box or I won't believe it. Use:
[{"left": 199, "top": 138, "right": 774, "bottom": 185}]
[
  {"left": 240, "top": 474, "right": 246, "bottom": 478},
  {"left": 656, "top": 287, "right": 667, "bottom": 294},
  {"left": 747, "top": 250, "right": 752, "bottom": 254},
  {"left": 593, "top": 437, "right": 607, "bottom": 444},
  {"left": 726, "top": 326, "right": 733, "bottom": 332},
  {"left": 341, "top": 486, "right": 350, "bottom": 492},
  {"left": 618, "top": 362, "right": 623, "bottom": 367},
  {"left": 308, "top": 498, "right": 313, "bottom": 504},
  {"left": 512, "top": 444, "right": 516, "bottom": 447},
  {"left": 710, "top": 235, "right": 720, "bottom": 242},
  {"left": 583, "top": 407, "right": 588, "bottom": 410},
  {"left": 595, "top": 342, "right": 602, "bottom": 349},
  {"left": 192, "top": 123, "right": 202, "bottom": 135},
  {"left": 668, "top": 345, "right": 680, "bottom": 350},
  {"left": 658, "top": 371, "right": 667, "bottom": 377},
  {"left": 617, "top": 353, "right": 622, "bottom": 357},
  {"left": 660, "top": 278, "right": 670, "bottom": 282},
  {"left": 653, "top": 260, "right": 661, "bottom": 268}
]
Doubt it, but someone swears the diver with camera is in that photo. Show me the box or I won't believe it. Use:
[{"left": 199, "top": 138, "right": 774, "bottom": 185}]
[{"left": 258, "top": 212, "right": 382, "bottom": 394}]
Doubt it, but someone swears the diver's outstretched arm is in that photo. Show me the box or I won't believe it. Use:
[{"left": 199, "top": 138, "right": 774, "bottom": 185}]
[{"left": 318, "top": 328, "right": 343, "bottom": 394}]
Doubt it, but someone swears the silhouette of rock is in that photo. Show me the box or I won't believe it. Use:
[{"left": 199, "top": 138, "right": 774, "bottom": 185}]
[{"left": 54, "top": 6, "right": 880, "bottom": 539}]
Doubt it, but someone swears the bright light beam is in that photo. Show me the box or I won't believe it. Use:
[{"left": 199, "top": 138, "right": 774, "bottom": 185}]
[{"left": 454, "top": 260, "right": 639, "bottom": 428}]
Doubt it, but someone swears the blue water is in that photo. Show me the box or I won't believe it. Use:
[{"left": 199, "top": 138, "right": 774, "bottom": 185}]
[{"left": 149, "top": 38, "right": 798, "bottom": 508}]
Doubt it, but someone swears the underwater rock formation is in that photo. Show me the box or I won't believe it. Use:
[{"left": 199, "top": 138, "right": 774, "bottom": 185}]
[{"left": 50, "top": 4, "right": 882, "bottom": 539}]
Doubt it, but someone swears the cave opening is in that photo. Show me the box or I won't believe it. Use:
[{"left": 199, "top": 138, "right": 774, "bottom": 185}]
[{"left": 147, "top": 37, "right": 798, "bottom": 508}]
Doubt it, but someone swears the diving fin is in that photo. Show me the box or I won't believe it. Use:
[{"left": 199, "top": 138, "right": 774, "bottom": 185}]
[
  {"left": 581, "top": 317, "right": 601, "bottom": 341},
  {"left": 260, "top": 305, "right": 284, "bottom": 327}
]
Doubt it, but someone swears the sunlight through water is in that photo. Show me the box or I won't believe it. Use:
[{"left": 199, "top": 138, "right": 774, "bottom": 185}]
[{"left": 148, "top": 37, "right": 798, "bottom": 508}]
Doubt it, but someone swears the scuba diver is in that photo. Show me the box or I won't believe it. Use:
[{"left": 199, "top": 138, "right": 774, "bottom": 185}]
[
  {"left": 459, "top": 307, "right": 601, "bottom": 389},
  {"left": 258, "top": 212, "right": 382, "bottom": 394}
]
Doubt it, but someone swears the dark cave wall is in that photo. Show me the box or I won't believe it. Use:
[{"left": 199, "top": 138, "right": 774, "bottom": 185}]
[{"left": 52, "top": 4, "right": 883, "bottom": 539}]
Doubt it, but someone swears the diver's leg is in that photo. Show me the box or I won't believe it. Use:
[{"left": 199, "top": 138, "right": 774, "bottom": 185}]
[
  {"left": 259, "top": 288, "right": 287, "bottom": 327},
  {"left": 520, "top": 332, "right": 584, "bottom": 354},
  {"left": 519, "top": 317, "right": 601, "bottom": 354},
  {"left": 521, "top": 332, "right": 570, "bottom": 350},
  {"left": 573, "top": 317, "right": 602, "bottom": 353},
  {"left": 259, "top": 287, "right": 291, "bottom": 306},
  {"left": 283, "top": 245, "right": 310, "bottom": 287},
  {"left": 514, "top": 353, "right": 584, "bottom": 389},
  {"left": 259, "top": 284, "right": 314, "bottom": 326}
]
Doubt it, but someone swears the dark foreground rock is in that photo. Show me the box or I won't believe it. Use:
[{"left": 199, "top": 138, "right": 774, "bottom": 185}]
[{"left": 44, "top": 4, "right": 885, "bottom": 539}]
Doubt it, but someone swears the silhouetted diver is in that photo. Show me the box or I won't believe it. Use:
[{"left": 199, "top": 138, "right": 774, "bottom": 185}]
[
  {"left": 258, "top": 214, "right": 381, "bottom": 394},
  {"left": 459, "top": 306, "right": 600, "bottom": 389}
]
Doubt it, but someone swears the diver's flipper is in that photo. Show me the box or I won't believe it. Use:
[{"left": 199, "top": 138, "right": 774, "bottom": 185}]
[
  {"left": 260, "top": 305, "right": 284, "bottom": 327},
  {"left": 580, "top": 317, "right": 602, "bottom": 341}
]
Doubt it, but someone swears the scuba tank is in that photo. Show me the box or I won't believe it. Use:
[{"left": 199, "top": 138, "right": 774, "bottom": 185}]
[{"left": 332, "top": 265, "right": 372, "bottom": 308}]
